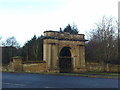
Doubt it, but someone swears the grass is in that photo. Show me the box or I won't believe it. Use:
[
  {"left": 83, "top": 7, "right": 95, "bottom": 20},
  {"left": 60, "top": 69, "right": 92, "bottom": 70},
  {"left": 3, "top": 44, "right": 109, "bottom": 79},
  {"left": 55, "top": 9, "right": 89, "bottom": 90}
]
[
  {"left": 74, "top": 72, "right": 119, "bottom": 76},
  {"left": 2, "top": 71, "right": 119, "bottom": 79}
]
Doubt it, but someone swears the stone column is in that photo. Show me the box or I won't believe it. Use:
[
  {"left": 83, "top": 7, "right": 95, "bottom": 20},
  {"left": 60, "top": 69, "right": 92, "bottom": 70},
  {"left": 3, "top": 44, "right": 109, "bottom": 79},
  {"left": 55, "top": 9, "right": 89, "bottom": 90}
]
[
  {"left": 79, "top": 45, "right": 86, "bottom": 72},
  {"left": 12, "top": 56, "right": 23, "bottom": 72},
  {"left": 72, "top": 46, "right": 78, "bottom": 71},
  {"left": 73, "top": 45, "right": 81, "bottom": 72},
  {"left": 51, "top": 44, "right": 59, "bottom": 72},
  {"left": 47, "top": 43, "right": 52, "bottom": 70},
  {"left": 44, "top": 40, "right": 50, "bottom": 71},
  {"left": 43, "top": 41, "right": 47, "bottom": 61},
  {"left": 77, "top": 46, "right": 80, "bottom": 68}
]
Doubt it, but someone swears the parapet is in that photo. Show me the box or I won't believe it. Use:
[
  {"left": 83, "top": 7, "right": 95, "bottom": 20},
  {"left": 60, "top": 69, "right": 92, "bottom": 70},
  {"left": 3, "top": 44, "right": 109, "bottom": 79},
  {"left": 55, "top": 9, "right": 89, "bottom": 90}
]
[{"left": 43, "top": 31, "right": 87, "bottom": 41}]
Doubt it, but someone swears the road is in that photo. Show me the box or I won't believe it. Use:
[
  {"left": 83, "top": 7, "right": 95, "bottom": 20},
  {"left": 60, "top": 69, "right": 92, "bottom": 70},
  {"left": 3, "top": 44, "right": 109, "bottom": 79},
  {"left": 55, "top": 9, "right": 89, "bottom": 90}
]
[{"left": 2, "top": 72, "right": 119, "bottom": 88}]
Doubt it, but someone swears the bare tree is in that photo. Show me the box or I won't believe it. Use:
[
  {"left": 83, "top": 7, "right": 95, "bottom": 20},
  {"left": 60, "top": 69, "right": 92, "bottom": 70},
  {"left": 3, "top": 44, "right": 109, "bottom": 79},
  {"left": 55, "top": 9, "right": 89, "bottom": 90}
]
[
  {"left": 2, "top": 36, "right": 20, "bottom": 48},
  {"left": 86, "top": 16, "right": 118, "bottom": 64},
  {"left": 2, "top": 36, "right": 20, "bottom": 63}
]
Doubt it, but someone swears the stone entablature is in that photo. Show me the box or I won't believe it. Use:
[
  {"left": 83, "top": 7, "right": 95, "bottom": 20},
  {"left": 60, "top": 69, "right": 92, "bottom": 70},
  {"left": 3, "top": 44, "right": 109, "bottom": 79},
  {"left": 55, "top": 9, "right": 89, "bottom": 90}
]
[{"left": 44, "top": 31, "right": 86, "bottom": 41}]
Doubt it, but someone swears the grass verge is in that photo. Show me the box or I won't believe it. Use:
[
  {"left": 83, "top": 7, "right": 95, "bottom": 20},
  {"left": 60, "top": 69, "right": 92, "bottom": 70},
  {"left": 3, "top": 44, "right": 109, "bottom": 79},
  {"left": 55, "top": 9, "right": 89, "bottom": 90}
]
[{"left": 2, "top": 71, "right": 120, "bottom": 79}]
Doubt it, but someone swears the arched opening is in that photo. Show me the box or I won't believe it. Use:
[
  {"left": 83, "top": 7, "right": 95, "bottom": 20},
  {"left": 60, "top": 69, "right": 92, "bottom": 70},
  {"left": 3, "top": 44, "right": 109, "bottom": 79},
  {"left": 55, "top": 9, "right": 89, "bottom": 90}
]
[{"left": 59, "top": 47, "right": 73, "bottom": 73}]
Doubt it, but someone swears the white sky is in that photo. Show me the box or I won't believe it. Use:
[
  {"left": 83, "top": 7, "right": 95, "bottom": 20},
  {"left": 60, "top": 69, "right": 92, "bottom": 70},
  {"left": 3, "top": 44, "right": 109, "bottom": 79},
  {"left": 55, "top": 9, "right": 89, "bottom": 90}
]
[{"left": 0, "top": 0, "right": 119, "bottom": 46}]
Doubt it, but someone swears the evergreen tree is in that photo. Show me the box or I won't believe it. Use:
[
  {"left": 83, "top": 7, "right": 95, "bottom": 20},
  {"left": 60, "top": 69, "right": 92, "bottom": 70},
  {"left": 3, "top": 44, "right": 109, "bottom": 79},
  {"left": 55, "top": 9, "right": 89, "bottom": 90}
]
[
  {"left": 22, "top": 35, "right": 43, "bottom": 61},
  {"left": 63, "top": 24, "right": 79, "bottom": 34}
]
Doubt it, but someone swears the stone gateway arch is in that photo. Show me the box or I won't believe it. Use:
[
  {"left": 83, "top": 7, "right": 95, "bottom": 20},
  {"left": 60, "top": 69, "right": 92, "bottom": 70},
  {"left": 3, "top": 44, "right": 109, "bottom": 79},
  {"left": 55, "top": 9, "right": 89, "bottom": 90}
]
[{"left": 43, "top": 31, "right": 87, "bottom": 72}]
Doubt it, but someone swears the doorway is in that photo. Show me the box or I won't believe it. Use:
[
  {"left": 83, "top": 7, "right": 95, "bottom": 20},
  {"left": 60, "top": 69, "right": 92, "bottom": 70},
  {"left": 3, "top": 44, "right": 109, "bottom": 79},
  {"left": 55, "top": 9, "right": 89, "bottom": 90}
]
[{"left": 59, "top": 47, "right": 73, "bottom": 73}]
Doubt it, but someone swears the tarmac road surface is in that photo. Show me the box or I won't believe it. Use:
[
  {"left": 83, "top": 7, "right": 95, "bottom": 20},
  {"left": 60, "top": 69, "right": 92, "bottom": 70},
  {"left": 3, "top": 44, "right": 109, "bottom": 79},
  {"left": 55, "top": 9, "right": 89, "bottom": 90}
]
[{"left": 2, "top": 72, "right": 119, "bottom": 88}]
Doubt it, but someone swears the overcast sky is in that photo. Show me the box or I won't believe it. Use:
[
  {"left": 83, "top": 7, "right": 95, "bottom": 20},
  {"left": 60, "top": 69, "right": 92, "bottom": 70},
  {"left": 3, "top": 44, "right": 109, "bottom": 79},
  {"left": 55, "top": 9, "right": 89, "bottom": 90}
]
[{"left": 0, "top": 0, "right": 119, "bottom": 46}]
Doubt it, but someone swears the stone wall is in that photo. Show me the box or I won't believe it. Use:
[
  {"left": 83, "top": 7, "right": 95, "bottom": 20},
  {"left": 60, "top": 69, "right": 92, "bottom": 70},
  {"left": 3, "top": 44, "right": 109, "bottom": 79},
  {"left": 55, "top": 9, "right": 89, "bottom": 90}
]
[
  {"left": 2, "top": 57, "right": 47, "bottom": 73},
  {"left": 2, "top": 59, "right": 120, "bottom": 73},
  {"left": 86, "top": 62, "right": 104, "bottom": 72},
  {"left": 86, "top": 62, "right": 120, "bottom": 72},
  {"left": 2, "top": 62, "right": 47, "bottom": 73},
  {"left": 23, "top": 63, "right": 47, "bottom": 72},
  {"left": 108, "top": 65, "right": 120, "bottom": 72}
]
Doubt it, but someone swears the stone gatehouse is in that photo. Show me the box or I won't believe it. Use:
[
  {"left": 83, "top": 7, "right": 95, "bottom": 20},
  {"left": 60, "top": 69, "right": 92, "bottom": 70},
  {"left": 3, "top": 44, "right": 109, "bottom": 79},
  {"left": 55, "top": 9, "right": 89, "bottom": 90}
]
[{"left": 43, "top": 31, "right": 87, "bottom": 72}]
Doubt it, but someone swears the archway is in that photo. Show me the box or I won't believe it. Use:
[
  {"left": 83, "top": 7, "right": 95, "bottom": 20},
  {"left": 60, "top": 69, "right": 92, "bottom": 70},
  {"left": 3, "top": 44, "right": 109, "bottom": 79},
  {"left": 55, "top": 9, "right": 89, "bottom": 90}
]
[
  {"left": 43, "top": 31, "right": 87, "bottom": 72},
  {"left": 59, "top": 47, "right": 73, "bottom": 73}
]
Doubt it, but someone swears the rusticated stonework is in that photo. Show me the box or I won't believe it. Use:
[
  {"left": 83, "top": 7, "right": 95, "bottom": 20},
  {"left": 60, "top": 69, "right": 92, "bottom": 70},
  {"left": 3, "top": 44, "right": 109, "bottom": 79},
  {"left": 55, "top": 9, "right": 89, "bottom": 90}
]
[{"left": 43, "top": 31, "right": 87, "bottom": 72}]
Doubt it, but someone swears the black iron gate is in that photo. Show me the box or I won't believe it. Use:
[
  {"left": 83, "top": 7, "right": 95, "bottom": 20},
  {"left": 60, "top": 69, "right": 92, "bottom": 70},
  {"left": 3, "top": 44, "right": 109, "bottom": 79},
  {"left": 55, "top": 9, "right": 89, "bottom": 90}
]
[{"left": 59, "top": 57, "right": 73, "bottom": 73}]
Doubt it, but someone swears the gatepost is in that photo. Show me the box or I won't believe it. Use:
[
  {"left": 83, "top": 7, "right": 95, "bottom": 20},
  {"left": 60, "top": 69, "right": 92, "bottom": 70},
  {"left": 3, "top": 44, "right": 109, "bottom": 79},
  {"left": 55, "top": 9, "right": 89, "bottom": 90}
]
[{"left": 12, "top": 56, "right": 23, "bottom": 72}]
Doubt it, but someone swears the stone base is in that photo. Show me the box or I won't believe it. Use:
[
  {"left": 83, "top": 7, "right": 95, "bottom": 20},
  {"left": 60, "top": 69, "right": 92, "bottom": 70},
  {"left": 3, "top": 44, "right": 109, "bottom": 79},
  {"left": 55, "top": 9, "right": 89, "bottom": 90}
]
[
  {"left": 47, "top": 68, "right": 59, "bottom": 73},
  {"left": 47, "top": 67, "right": 87, "bottom": 73},
  {"left": 73, "top": 68, "right": 87, "bottom": 73}
]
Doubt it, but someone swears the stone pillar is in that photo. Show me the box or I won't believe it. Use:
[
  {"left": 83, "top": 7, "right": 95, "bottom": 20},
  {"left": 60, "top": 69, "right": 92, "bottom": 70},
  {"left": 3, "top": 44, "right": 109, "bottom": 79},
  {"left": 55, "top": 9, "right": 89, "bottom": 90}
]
[
  {"left": 76, "top": 46, "right": 81, "bottom": 68},
  {"left": 44, "top": 40, "right": 48, "bottom": 71},
  {"left": 79, "top": 46, "right": 86, "bottom": 72},
  {"left": 50, "top": 44, "right": 59, "bottom": 72},
  {"left": 53, "top": 44, "right": 58, "bottom": 68},
  {"left": 47, "top": 43, "right": 52, "bottom": 70},
  {"left": 73, "top": 45, "right": 86, "bottom": 72},
  {"left": 12, "top": 56, "right": 23, "bottom": 72},
  {"left": 72, "top": 46, "right": 80, "bottom": 72},
  {"left": 106, "top": 64, "right": 110, "bottom": 72},
  {"left": 43, "top": 41, "right": 47, "bottom": 61},
  {"left": 72, "top": 52, "right": 76, "bottom": 70}
]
